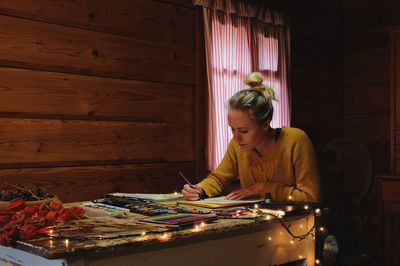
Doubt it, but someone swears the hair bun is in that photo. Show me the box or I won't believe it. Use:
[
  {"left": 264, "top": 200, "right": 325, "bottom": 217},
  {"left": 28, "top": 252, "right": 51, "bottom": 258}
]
[{"left": 244, "top": 72, "right": 263, "bottom": 88}]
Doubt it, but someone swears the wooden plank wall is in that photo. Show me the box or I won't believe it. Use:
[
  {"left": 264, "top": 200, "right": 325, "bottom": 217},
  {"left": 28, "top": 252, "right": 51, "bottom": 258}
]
[
  {"left": 343, "top": 0, "right": 400, "bottom": 262},
  {"left": 343, "top": 0, "right": 395, "bottom": 175},
  {"left": 289, "top": 1, "right": 343, "bottom": 154},
  {"left": 0, "top": 0, "right": 196, "bottom": 202}
]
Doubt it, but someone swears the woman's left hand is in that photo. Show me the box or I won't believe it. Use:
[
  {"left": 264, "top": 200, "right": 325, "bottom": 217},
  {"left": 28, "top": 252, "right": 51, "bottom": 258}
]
[{"left": 225, "top": 183, "right": 264, "bottom": 200}]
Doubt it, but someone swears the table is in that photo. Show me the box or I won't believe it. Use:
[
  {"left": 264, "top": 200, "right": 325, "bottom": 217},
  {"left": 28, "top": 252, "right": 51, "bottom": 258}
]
[{"left": 0, "top": 202, "right": 316, "bottom": 266}]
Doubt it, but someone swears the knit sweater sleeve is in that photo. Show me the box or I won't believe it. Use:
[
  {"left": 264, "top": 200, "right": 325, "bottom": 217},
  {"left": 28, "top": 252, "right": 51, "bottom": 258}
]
[
  {"left": 200, "top": 139, "right": 239, "bottom": 197},
  {"left": 260, "top": 131, "right": 321, "bottom": 202}
]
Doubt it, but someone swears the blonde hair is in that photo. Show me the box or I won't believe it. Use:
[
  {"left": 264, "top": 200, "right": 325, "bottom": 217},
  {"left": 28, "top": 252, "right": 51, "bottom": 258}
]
[{"left": 229, "top": 72, "right": 277, "bottom": 125}]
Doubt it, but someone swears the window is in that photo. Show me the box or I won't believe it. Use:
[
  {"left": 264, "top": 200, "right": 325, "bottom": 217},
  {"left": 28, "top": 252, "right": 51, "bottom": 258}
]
[{"left": 200, "top": 5, "right": 290, "bottom": 170}]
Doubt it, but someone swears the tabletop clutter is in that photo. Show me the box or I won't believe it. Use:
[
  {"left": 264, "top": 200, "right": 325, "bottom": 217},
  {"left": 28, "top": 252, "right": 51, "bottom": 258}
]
[{"left": 0, "top": 186, "right": 313, "bottom": 253}]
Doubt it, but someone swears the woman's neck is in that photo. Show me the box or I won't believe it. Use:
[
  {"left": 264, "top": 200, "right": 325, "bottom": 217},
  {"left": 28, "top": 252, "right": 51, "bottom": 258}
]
[{"left": 255, "top": 128, "right": 276, "bottom": 157}]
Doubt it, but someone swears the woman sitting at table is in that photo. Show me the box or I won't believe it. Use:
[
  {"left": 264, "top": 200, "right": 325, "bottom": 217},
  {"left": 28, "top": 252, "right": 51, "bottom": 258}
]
[{"left": 182, "top": 72, "right": 321, "bottom": 203}]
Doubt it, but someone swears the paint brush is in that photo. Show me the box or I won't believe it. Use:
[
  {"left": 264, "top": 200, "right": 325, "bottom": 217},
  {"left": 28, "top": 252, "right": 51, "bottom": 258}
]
[{"left": 179, "top": 171, "right": 195, "bottom": 188}]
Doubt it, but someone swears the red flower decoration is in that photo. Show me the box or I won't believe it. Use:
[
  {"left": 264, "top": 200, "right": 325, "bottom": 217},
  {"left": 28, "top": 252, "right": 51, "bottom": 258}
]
[{"left": 0, "top": 197, "right": 86, "bottom": 246}]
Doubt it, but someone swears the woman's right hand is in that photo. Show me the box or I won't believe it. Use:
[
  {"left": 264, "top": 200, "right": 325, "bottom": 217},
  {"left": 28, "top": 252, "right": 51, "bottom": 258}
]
[{"left": 181, "top": 184, "right": 204, "bottom": 201}]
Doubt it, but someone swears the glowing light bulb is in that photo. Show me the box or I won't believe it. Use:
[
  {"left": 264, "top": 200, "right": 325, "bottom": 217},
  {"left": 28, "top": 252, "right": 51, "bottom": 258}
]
[
  {"left": 319, "top": 227, "right": 325, "bottom": 232},
  {"left": 315, "top": 259, "right": 320, "bottom": 264},
  {"left": 304, "top": 205, "right": 309, "bottom": 210},
  {"left": 267, "top": 236, "right": 272, "bottom": 241},
  {"left": 141, "top": 231, "right": 146, "bottom": 236},
  {"left": 288, "top": 195, "right": 293, "bottom": 200},
  {"left": 160, "top": 233, "right": 169, "bottom": 241},
  {"left": 254, "top": 204, "right": 259, "bottom": 209}
]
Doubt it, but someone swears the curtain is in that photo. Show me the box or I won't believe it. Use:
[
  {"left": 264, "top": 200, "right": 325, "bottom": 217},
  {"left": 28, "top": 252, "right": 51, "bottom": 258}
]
[{"left": 194, "top": 0, "right": 291, "bottom": 171}]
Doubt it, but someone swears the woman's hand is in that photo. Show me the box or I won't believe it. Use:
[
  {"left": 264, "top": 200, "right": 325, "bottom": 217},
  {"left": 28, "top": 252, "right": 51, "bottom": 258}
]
[
  {"left": 225, "top": 183, "right": 264, "bottom": 200},
  {"left": 182, "top": 184, "right": 204, "bottom": 201}
]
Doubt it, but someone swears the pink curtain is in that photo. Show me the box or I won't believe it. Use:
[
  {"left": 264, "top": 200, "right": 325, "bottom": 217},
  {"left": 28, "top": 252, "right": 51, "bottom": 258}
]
[{"left": 194, "top": 0, "right": 291, "bottom": 171}]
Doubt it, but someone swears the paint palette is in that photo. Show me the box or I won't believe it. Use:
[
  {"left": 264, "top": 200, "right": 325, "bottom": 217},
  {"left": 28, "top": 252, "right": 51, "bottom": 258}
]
[{"left": 139, "top": 213, "right": 217, "bottom": 228}]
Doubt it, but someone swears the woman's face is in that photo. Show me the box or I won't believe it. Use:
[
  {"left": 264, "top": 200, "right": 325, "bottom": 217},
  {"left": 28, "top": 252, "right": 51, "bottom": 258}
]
[{"left": 227, "top": 108, "right": 267, "bottom": 151}]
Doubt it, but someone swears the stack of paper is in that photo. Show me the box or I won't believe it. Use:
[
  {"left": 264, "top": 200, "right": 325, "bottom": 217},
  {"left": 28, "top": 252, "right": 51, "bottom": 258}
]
[{"left": 178, "top": 196, "right": 264, "bottom": 208}]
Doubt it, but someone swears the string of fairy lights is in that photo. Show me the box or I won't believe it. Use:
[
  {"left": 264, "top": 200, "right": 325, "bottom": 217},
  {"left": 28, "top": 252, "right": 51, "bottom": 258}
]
[{"left": 43, "top": 201, "right": 326, "bottom": 265}]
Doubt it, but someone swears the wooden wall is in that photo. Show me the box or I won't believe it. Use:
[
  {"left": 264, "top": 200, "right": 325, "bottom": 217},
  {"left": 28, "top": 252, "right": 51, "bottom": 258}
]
[
  {"left": 342, "top": 1, "right": 400, "bottom": 262},
  {"left": 343, "top": 0, "right": 396, "bottom": 174},
  {"left": 0, "top": 0, "right": 197, "bottom": 202},
  {"left": 289, "top": 1, "right": 343, "bottom": 154}
]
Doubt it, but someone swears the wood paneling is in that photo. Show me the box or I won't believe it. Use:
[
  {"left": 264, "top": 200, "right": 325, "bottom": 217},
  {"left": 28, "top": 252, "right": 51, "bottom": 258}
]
[
  {"left": 290, "top": 0, "right": 343, "bottom": 157},
  {"left": 0, "top": 162, "right": 193, "bottom": 202},
  {"left": 0, "top": 0, "right": 198, "bottom": 202},
  {"left": 344, "top": 46, "right": 390, "bottom": 73},
  {"left": 379, "top": 176, "right": 400, "bottom": 266},
  {"left": 0, "top": 118, "right": 193, "bottom": 166},
  {"left": 343, "top": 1, "right": 392, "bottom": 174},
  {"left": 0, "top": 67, "right": 193, "bottom": 122},
  {"left": 343, "top": 2, "right": 400, "bottom": 262},
  {"left": 0, "top": 0, "right": 194, "bottom": 43},
  {"left": 292, "top": 98, "right": 342, "bottom": 128},
  {"left": 292, "top": 67, "right": 342, "bottom": 100},
  {"left": 0, "top": 15, "right": 194, "bottom": 84},
  {"left": 292, "top": 36, "right": 341, "bottom": 71},
  {"left": 344, "top": 85, "right": 390, "bottom": 114}
]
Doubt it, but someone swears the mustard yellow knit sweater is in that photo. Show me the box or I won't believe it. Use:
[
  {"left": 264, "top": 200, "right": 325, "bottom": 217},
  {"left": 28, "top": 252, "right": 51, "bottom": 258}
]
[{"left": 200, "top": 127, "right": 321, "bottom": 202}]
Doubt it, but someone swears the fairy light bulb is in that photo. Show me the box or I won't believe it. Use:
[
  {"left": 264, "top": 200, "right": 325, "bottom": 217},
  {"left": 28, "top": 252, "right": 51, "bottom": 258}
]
[
  {"left": 319, "top": 226, "right": 325, "bottom": 232},
  {"left": 160, "top": 233, "right": 169, "bottom": 241},
  {"left": 141, "top": 231, "right": 146, "bottom": 236},
  {"left": 315, "top": 259, "right": 320, "bottom": 264},
  {"left": 288, "top": 195, "right": 293, "bottom": 200},
  {"left": 267, "top": 236, "right": 272, "bottom": 241},
  {"left": 304, "top": 205, "right": 309, "bottom": 210},
  {"left": 200, "top": 222, "right": 205, "bottom": 227},
  {"left": 254, "top": 204, "right": 259, "bottom": 209},
  {"left": 290, "top": 240, "right": 294, "bottom": 244}
]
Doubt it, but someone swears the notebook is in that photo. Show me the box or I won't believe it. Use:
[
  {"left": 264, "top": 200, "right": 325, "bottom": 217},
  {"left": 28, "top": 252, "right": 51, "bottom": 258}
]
[{"left": 178, "top": 196, "right": 264, "bottom": 208}]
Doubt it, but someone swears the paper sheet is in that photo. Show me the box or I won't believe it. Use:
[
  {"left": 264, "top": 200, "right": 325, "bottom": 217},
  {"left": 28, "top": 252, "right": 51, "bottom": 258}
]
[{"left": 179, "top": 196, "right": 264, "bottom": 208}]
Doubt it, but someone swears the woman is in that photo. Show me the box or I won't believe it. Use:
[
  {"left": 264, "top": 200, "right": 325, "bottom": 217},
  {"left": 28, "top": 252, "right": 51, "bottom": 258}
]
[{"left": 182, "top": 72, "right": 321, "bottom": 202}]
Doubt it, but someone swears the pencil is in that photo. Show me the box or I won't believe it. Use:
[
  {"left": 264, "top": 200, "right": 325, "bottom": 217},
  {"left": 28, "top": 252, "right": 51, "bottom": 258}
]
[{"left": 179, "top": 171, "right": 194, "bottom": 188}]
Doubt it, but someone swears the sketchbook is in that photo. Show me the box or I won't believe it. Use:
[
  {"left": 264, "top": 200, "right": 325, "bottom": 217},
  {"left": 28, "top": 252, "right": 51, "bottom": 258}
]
[{"left": 178, "top": 196, "right": 264, "bottom": 208}]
